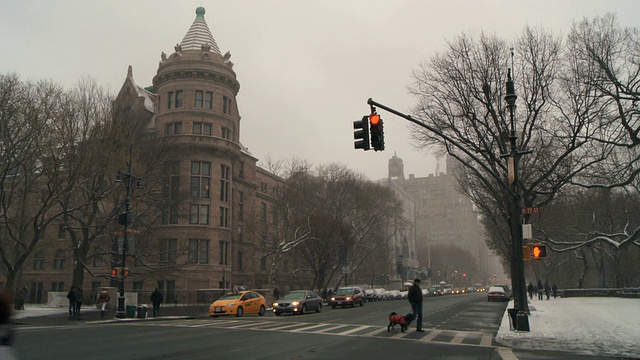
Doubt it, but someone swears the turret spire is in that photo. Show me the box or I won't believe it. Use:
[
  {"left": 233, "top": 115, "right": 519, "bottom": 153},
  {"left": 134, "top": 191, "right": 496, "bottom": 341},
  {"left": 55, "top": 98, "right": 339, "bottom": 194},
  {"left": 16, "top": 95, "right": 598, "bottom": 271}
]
[{"left": 179, "top": 7, "right": 221, "bottom": 54}]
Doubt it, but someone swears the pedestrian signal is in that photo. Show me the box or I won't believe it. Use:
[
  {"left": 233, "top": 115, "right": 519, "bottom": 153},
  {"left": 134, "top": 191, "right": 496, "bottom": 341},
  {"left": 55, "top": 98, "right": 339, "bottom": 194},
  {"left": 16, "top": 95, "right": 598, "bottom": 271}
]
[{"left": 532, "top": 244, "right": 547, "bottom": 259}]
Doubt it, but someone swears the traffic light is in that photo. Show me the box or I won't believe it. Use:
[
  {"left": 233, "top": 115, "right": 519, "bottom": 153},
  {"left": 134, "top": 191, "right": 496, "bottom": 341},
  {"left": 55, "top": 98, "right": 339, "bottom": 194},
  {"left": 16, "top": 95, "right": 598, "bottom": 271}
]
[
  {"left": 353, "top": 115, "right": 370, "bottom": 150},
  {"left": 523, "top": 245, "right": 531, "bottom": 260},
  {"left": 532, "top": 244, "right": 547, "bottom": 259},
  {"left": 124, "top": 268, "right": 131, "bottom": 277},
  {"left": 369, "top": 113, "right": 385, "bottom": 151},
  {"left": 111, "top": 267, "right": 120, "bottom": 277}
]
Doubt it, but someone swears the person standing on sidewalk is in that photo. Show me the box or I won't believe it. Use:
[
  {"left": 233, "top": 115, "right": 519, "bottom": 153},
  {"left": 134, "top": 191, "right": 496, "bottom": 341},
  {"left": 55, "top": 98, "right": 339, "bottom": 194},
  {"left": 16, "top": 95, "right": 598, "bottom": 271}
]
[
  {"left": 74, "top": 286, "right": 84, "bottom": 316},
  {"left": 408, "top": 278, "right": 424, "bottom": 332},
  {"left": 97, "top": 290, "right": 110, "bottom": 319},
  {"left": 150, "top": 289, "right": 163, "bottom": 317},
  {"left": 66, "top": 287, "right": 77, "bottom": 318}
]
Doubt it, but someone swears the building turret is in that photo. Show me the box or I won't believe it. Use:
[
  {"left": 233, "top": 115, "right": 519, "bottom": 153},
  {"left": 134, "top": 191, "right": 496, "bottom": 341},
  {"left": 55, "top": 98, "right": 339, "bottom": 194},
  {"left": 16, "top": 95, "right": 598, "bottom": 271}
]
[{"left": 388, "top": 152, "right": 405, "bottom": 180}]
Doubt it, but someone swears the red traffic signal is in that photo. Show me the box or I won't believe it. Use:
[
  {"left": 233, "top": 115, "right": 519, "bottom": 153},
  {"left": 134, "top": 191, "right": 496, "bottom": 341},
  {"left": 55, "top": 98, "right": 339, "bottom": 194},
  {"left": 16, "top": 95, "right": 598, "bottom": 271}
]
[
  {"left": 369, "top": 113, "right": 385, "bottom": 151},
  {"left": 111, "top": 267, "right": 119, "bottom": 277},
  {"left": 124, "top": 268, "right": 131, "bottom": 277}
]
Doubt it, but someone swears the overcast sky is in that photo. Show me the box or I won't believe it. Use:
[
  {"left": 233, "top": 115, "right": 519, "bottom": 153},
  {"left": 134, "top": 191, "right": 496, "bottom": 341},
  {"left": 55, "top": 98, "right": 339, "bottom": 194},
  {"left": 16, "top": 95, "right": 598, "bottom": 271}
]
[{"left": 2, "top": 0, "right": 639, "bottom": 180}]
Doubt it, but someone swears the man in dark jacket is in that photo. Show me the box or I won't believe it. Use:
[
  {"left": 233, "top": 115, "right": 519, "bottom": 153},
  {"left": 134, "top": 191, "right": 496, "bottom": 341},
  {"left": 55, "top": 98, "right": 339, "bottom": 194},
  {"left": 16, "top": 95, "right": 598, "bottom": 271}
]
[
  {"left": 66, "top": 287, "right": 77, "bottom": 318},
  {"left": 150, "top": 289, "right": 163, "bottom": 317},
  {"left": 407, "top": 278, "right": 424, "bottom": 332}
]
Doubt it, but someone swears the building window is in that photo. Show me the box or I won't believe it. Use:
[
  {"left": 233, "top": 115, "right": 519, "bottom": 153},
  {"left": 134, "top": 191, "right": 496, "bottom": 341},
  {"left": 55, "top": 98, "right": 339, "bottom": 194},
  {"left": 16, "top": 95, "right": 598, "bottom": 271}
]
[
  {"left": 223, "top": 96, "right": 231, "bottom": 114},
  {"left": 132, "top": 281, "right": 144, "bottom": 293},
  {"left": 205, "top": 91, "right": 213, "bottom": 109},
  {"left": 160, "top": 239, "right": 177, "bottom": 263},
  {"left": 190, "top": 204, "right": 210, "bottom": 225},
  {"left": 218, "top": 206, "right": 229, "bottom": 228},
  {"left": 238, "top": 161, "right": 244, "bottom": 178},
  {"left": 33, "top": 250, "right": 45, "bottom": 270},
  {"left": 162, "top": 161, "right": 180, "bottom": 225},
  {"left": 220, "top": 165, "right": 230, "bottom": 202},
  {"left": 195, "top": 90, "right": 203, "bottom": 108},
  {"left": 272, "top": 206, "right": 278, "bottom": 225},
  {"left": 175, "top": 90, "right": 183, "bottom": 108},
  {"left": 219, "top": 241, "right": 229, "bottom": 265},
  {"left": 237, "top": 251, "right": 243, "bottom": 272},
  {"left": 53, "top": 249, "right": 66, "bottom": 269},
  {"left": 238, "top": 191, "right": 244, "bottom": 221},
  {"left": 193, "top": 122, "right": 212, "bottom": 136},
  {"left": 92, "top": 254, "right": 103, "bottom": 268},
  {"left": 261, "top": 202, "right": 267, "bottom": 223},
  {"left": 165, "top": 122, "right": 182, "bottom": 135},
  {"left": 221, "top": 127, "right": 231, "bottom": 140},
  {"left": 237, "top": 225, "right": 243, "bottom": 242},
  {"left": 191, "top": 161, "right": 211, "bottom": 198},
  {"left": 188, "top": 239, "right": 209, "bottom": 264},
  {"left": 168, "top": 91, "right": 173, "bottom": 109},
  {"left": 51, "top": 282, "right": 65, "bottom": 292}
]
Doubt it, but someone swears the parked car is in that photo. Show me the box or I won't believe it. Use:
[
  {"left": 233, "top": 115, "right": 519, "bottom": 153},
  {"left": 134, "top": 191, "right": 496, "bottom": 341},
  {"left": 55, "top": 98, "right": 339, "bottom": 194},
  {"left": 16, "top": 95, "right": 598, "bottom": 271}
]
[
  {"left": 329, "top": 286, "right": 365, "bottom": 308},
  {"left": 494, "top": 284, "right": 512, "bottom": 299},
  {"left": 487, "top": 286, "right": 509, "bottom": 302},
  {"left": 429, "top": 287, "right": 443, "bottom": 296},
  {"left": 209, "top": 290, "right": 267, "bottom": 317},
  {"left": 364, "top": 289, "right": 376, "bottom": 302},
  {"left": 272, "top": 290, "right": 322, "bottom": 315},
  {"left": 373, "top": 288, "right": 386, "bottom": 301}
]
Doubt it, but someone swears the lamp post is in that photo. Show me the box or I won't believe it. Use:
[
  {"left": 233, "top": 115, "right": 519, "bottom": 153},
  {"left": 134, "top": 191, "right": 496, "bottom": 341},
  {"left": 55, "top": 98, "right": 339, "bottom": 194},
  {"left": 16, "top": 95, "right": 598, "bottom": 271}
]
[
  {"left": 114, "top": 161, "right": 141, "bottom": 319},
  {"left": 505, "top": 68, "right": 530, "bottom": 331}
]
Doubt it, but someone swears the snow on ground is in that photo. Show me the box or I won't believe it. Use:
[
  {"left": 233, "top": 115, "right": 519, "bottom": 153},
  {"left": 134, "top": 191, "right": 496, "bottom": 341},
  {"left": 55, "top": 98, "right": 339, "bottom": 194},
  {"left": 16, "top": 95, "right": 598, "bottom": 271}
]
[{"left": 496, "top": 297, "right": 640, "bottom": 358}]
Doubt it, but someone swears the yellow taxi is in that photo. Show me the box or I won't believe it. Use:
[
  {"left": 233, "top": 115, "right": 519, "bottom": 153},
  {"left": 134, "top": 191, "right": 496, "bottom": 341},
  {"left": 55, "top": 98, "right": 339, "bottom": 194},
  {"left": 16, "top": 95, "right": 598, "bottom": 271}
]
[{"left": 209, "top": 290, "right": 267, "bottom": 317}]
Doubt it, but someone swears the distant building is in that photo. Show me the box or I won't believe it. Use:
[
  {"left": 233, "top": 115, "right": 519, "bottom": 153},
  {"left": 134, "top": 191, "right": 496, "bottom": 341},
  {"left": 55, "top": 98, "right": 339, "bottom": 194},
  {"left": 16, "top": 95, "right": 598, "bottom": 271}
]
[{"left": 388, "top": 153, "right": 503, "bottom": 284}]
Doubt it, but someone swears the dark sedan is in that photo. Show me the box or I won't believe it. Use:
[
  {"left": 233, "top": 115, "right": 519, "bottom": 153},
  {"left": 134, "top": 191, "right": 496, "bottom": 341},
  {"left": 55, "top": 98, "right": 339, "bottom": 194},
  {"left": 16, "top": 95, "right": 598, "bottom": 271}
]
[{"left": 272, "top": 290, "right": 323, "bottom": 315}]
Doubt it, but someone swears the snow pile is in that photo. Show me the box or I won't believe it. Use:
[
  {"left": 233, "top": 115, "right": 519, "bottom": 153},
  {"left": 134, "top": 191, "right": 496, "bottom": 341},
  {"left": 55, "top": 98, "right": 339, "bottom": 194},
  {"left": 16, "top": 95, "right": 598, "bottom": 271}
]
[{"left": 496, "top": 297, "right": 640, "bottom": 358}]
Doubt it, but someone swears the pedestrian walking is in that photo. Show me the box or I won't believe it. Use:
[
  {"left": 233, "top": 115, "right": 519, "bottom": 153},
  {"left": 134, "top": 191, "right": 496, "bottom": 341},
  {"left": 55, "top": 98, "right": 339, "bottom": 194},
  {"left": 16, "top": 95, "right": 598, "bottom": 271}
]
[
  {"left": 408, "top": 278, "right": 424, "bottom": 332},
  {"left": 150, "top": 289, "right": 163, "bottom": 317},
  {"left": 527, "top": 282, "right": 534, "bottom": 300},
  {"left": 273, "top": 287, "right": 280, "bottom": 300},
  {"left": 14, "top": 287, "right": 26, "bottom": 311},
  {"left": 536, "top": 280, "right": 543, "bottom": 300},
  {"left": 74, "top": 286, "right": 84, "bottom": 316},
  {"left": 97, "top": 290, "right": 110, "bottom": 319},
  {"left": 552, "top": 283, "right": 558, "bottom": 299},
  {"left": 66, "top": 287, "right": 77, "bottom": 318},
  {"left": 544, "top": 281, "right": 551, "bottom": 300}
]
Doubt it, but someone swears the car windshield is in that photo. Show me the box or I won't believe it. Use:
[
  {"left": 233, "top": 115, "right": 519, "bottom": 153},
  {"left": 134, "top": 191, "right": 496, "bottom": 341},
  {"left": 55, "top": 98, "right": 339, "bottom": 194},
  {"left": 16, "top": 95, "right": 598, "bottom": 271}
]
[
  {"left": 282, "top": 292, "right": 305, "bottom": 299},
  {"left": 218, "top": 293, "right": 242, "bottom": 300},
  {"left": 336, "top": 288, "right": 354, "bottom": 295}
]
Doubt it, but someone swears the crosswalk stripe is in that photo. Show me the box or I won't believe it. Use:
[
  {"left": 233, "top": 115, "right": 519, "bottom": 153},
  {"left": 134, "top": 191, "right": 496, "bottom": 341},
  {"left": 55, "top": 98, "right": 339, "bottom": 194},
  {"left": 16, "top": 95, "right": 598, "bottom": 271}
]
[
  {"left": 480, "top": 332, "right": 493, "bottom": 346},
  {"left": 390, "top": 331, "right": 406, "bottom": 338},
  {"left": 315, "top": 324, "right": 350, "bottom": 333},
  {"left": 290, "top": 323, "right": 333, "bottom": 332},
  {"left": 336, "top": 325, "right": 371, "bottom": 335},
  {"left": 264, "top": 322, "right": 311, "bottom": 331},
  {"left": 360, "top": 328, "right": 387, "bottom": 337},
  {"left": 450, "top": 331, "right": 467, "bottom": 344},
  {"left": 420, "top": 330, "right": 441, "bottom": 342}
]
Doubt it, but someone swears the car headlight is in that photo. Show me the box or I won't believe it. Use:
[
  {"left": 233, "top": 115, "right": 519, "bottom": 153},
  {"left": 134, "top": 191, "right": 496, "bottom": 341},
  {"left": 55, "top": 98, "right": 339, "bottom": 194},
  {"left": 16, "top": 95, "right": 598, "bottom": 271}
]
[
  {"left": 272, "top": 302, "right": 279, "bottom": 307},
  {"left": 291, "top": 301, "right": 300, "bottom": 306},
  {"left": 346, "top": 296, "right": 352, "bottom": 301},
  {"left": 226, "top": 302, "right": 236, "bottom": 307},
  {"left": 330, "top": 297, "right": 335, "bottom": 301}
]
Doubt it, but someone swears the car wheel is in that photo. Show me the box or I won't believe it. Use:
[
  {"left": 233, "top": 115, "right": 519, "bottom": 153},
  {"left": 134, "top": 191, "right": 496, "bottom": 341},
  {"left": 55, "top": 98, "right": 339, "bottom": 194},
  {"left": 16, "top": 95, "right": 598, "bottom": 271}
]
[
  {"left": 300, "top": 304, "right": 306, "bottom": 315},
  {"left": 236, "top": 306, "right": 244, "bottom": 317},
  {"left": 274, "top": 311, "right": 281, "bottom": 316},
  {"left": 211, "top": 315, "right": 219, "bottom": 318},
  {"left": 316, "top": 303, "right": 322, "bottom": 313},
  {"left": 258, "top": 305, "right": 266, "bottom": 316}
]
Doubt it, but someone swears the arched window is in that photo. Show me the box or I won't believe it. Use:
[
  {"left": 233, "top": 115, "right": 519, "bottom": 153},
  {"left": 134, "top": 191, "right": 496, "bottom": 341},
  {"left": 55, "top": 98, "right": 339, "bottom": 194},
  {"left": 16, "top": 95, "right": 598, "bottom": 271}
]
[
  {"left": 53, "top": 249, "right": 66, "bottom": 269},
  {"left": 33, "top": 250, "right": 45, "bottom": 270}
]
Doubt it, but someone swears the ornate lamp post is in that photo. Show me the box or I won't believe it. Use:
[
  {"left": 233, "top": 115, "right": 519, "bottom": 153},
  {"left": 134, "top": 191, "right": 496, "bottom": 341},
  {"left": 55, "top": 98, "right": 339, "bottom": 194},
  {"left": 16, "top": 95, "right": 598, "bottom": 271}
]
[
  {"left": 505, "top": 68, "right": 530, "bottom": 331},
  {"left": 114, "top": 161, "right": 141, "bottom": 319}
]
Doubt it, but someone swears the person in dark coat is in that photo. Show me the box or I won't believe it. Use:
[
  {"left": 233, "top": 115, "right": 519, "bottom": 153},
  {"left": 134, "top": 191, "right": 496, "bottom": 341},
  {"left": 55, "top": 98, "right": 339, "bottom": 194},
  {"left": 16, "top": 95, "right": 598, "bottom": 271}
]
[
  {"left": 66, "top": 287, "right": 77, "bottom": 318},
  {"left": 552, "top": 283, "right": 558, "bottom": 299},
  {"left": 544, "top": 281, "right": 551, "bottom": 300},
  {"left": 150, "top": 289, "right": 163, "bottom": 317},
  {"left": 407, "top": 278, "right": 424, "bottom": 332},
  {"left": 527, "top": 282, "right": 534, "bottom": 300},
  {"left": 536, "top": 280, "right": 543, "bottom": 300},
  {"left": 74, "top": 286, "right": 84, "bottom": 316}
]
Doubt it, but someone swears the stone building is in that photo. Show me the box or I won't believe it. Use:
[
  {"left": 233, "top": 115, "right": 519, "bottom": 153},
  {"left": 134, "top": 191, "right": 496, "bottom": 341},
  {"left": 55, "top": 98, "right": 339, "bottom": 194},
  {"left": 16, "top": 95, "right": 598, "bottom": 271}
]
[{"left": 10, "top": 7, "right": 291, "bottom": 304}]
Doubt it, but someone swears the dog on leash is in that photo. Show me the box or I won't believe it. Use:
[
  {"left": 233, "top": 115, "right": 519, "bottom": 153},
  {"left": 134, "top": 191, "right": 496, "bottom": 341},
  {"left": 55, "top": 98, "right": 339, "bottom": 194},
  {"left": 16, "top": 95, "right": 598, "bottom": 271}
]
[{"left": 388, "top": 312, "right": 415, "bottom": 333}]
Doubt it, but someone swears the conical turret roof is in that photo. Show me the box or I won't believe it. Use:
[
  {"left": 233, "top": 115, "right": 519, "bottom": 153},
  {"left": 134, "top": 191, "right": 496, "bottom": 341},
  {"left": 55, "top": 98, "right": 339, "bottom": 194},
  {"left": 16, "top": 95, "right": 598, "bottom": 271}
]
[{"left": 180, "top": 7, "right": 221, "bottom": 54}]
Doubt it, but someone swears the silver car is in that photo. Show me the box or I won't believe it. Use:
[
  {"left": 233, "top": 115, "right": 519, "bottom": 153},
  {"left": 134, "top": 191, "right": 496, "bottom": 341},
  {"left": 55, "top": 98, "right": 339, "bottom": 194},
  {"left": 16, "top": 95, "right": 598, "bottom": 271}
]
[{"left": 272, "top": 290, "right": 323, "bottom": 315}]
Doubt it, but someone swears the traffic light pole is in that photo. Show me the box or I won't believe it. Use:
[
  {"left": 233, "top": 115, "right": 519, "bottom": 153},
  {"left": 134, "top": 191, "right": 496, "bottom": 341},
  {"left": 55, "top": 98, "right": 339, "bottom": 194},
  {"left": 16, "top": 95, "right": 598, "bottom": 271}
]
[{"left": 115, "top": 162, "right": 133, "bottom": 319}]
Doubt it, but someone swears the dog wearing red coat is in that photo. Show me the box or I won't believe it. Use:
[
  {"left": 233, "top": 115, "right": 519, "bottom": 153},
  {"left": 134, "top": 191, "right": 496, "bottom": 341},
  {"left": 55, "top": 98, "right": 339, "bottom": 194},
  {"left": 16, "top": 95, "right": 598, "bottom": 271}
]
[{"left": 388, "top": 312, "right": 415, "bottom": 333}]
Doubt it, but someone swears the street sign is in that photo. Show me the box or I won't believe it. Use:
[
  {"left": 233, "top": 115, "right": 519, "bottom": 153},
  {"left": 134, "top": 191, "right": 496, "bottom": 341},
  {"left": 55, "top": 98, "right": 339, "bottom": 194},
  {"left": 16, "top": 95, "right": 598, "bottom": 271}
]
[{"left": 522, "top": 207, "right": 540, "bottom": 214}]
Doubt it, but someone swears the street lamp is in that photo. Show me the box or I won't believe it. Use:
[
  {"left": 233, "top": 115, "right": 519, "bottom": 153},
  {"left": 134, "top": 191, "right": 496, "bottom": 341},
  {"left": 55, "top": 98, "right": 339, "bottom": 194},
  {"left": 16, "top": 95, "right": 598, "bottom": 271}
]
[
  {"left": 505, "top": 67, "right": 530, "bottom": 331},
  {"left": 114, "top": 162, "right": 141, "bottom": 319}
]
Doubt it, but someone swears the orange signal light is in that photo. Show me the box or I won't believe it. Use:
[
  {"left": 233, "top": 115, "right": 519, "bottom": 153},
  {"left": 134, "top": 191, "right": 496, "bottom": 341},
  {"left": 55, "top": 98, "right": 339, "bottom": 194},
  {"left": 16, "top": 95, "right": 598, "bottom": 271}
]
[{"left": 369, "top": 113, "right": 380, "bottom": 125}]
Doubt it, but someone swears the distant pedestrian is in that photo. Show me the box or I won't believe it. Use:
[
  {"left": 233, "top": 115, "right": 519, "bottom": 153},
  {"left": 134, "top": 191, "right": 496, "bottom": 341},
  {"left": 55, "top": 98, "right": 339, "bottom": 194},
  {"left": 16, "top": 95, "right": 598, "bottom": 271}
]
[
  {"left": 150, "top": 289, "right": 163, "bottom": 317},
  {"left": 552, "top": 283, "right": 558, "bottom": 299},
  {"left": 66, "top": 287, "right": 77, "bottom": 318},
  {"left": 527, "top": 282, "right": 534, "bottom": 300},
  {"left": 14, "top": 287, "right": 26, "bottom": 311},
  {"left": 273, "top": 287, "right": 280, "bottom": 300},
  {"left": 321, "top": 288, "right": 328, "bottom": 302},
  {"left": 97, "top": 290, "right": 110, "bottom": 319},
  {"left": 544, "top": 281, "right": 551, "bottom": 300},
  {"left": 537, "top": 280, "right": 543, "bottom": 300},
  {"left": 408, "top": 278, "right": 424, "bottom": 332},
  {"left": 74, "top": 286, "right": 84, "bottom": 316}
]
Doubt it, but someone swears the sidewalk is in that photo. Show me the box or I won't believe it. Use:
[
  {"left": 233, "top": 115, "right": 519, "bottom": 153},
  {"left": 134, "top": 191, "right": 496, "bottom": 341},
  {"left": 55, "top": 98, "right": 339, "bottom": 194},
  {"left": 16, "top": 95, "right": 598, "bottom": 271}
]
[
  {"left": 11, "top": 304, "right": 209, "bottom": 326},
  {"left": 495, "top": 297, "right": 640, "bottom": 358}
]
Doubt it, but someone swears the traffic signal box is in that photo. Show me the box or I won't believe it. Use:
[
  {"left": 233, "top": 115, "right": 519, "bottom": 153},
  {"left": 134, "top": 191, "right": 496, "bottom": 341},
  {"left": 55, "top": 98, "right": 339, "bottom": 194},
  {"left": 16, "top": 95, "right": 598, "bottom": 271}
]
[
  {"left": 523, "top": 244, "right": 547, "bottom": 260},
  {"left": 369, "top": 113, "right": 385, "bottom": 151},
  {"left": 353, "top": 115, "right": 370, "bottom": 150}
]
